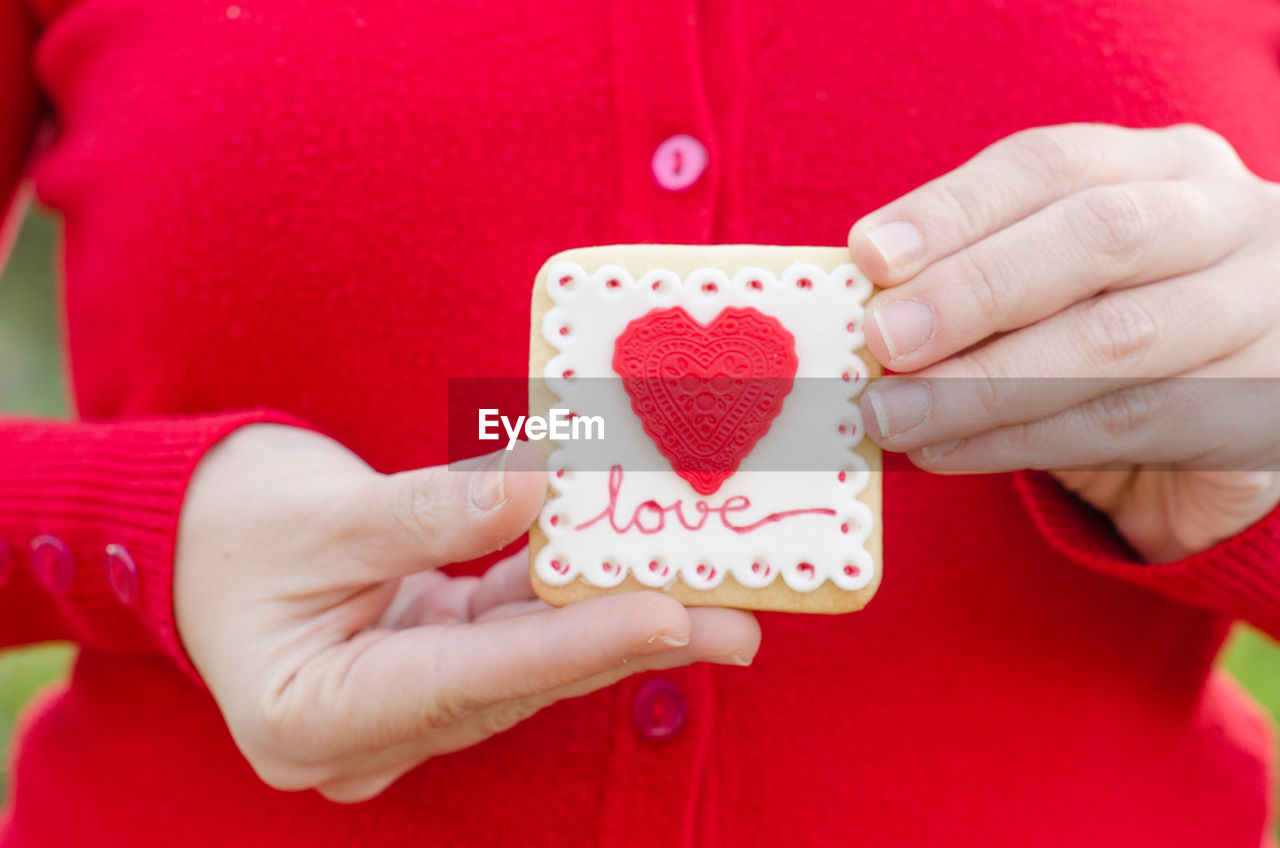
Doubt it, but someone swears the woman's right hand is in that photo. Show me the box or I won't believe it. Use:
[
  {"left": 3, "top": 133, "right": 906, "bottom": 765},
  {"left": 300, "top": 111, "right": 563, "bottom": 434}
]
[{"left": 174, "top": 424, "right": 760, "bottom": 803}]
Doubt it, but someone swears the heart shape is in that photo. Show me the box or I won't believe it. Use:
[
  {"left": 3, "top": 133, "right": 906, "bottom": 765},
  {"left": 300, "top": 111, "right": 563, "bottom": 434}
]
[{"left": 612, "top": 306, "right": 798, "bottom": 495}]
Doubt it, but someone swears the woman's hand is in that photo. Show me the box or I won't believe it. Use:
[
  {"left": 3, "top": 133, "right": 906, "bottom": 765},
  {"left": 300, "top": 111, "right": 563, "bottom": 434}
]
[
  {"left": 849, "top": 123, "right": 1280, "bottom": 562},
  {"left": 175, "top": 424, "right": 759, "bottom": 803}
]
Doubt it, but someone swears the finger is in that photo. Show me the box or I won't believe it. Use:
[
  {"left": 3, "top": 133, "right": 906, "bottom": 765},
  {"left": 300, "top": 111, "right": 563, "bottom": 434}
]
[
  {"left": 430, "top": 606, "right": 758, "bottom": 749},
  {"left": 303, "top": 591, "right": 718, "bottom": 754},
  {"left": 467, "top": 546, "right": 536, "bottom": 617},
  {"left": 313, "top": 606, "right": 760, "bottom": 801},
  {"left": 848, "top": 123, "right": 1241, "bottom": 284},
  {"left": 904, "top": 364, "right": 1280, "bottom": 474},
  {"left": 863, "top": 262, "right": 1275, "bottom": 451},
  {"left": 861, "top": 178, "right": 1251, "bottom": 369},
  {"left": 472, "top": 598, "right": 550, "bottom": 623},
  {"left": 1051, "top": 467, "right": 1280, "bottom": 564},
  {"left": 378, "top": 571, "right": 476, "bottom": 629},
  {"left": 1117, "top": 470, "right": 1280, "bottom": 563},
  {"left": 376, "top": 547, "right": 536, "bottom": 629},
  {"left": 342, "top": 442, "right": 547, "bottom": 581},
  {"left": 317, "top": 773, "right": 401, "bottom": 805}
]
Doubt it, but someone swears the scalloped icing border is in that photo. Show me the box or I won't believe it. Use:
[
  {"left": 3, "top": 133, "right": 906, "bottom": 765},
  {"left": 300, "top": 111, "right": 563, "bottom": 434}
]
[{"left": 534, "top": 259, "right": 876, "bottom": 594}]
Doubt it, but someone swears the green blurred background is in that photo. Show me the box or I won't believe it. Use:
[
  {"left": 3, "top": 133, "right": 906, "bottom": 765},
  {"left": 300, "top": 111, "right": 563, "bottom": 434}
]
[{"left": 2, "top": 206, "right": 1280, "bottom": 810}]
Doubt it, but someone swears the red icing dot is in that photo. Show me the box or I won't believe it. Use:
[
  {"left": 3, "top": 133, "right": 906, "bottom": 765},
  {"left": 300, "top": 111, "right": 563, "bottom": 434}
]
[
  {"left": 603, "top": 561, "right": 614, "bottom": 573},
  {"left": 558, "top": 326, "right": 569, "bottom": 336},
  {"left": 840, "top": 523, "right": 849, "bottom": 534},
  {"left": 558, "top": 275, "right": 572, "bottom": 287},
  {"left": 797, "top": 562, "right": 815, "bottom": 578},
  {"left": 551, "top": 559, "right": 568, "bottom": 574},
  {"left": 555, "top": 469, "right": 564, "bottom": 478},
  {"left": 838, "top": 471, "right": 847, "bottom": 482},
  {"left": 702, "top": 282, "right": 718, "bottom": 293},
  {"left": 846, "top": 321, "right": 856, "bottom": 332},
  {"left": 550, "top": 515, "right": 559, "bottom": 527},
  {"left": 607, "top": 278, "right": 620, "bottom": 289},
  {"left": 649, "top": 560, "right": 660, "bottom": 573},
  {"left": 841, "top": 372, "right": 850, "bottom": 382},
  {"left": 797, "top": 278, "right": 812, "bottom": 290},
  {"left": 562, "top": 369, "right": 575, "bottom": 378},
  {"left": 748, "top": 280, "right": 762, "bottom": 291},
  {"left": 844, "top": 565, "right": 861, "bottom": 577},
  {"left": 845, "top": 278, "right": 854, "bottom": 288},
  {"left": 838, "top": 424, "right": 847, "bottom": 434},
  {"left": 651, "top": 280, "right": 662, "bottom": 291},
  {"left": 696, "top": 564, "right": 707, "bottom": 575}
]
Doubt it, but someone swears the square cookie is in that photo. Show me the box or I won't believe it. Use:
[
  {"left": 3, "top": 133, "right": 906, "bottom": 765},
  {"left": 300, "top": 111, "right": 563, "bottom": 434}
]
[{"left": 528, "top": 245, "right": 881, "bottom": 613}]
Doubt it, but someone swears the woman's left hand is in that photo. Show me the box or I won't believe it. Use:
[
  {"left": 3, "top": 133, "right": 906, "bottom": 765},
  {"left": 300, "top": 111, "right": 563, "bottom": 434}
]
[{"left": 849, "top": 123, "right": 1280, "bottom": 563}]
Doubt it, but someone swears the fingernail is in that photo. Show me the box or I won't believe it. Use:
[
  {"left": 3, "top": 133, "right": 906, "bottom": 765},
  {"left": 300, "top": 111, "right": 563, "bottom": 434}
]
[
  {"left": 709, "top": 652, "right": 753, "bottom": 667},
  {"left": 861, "top": 220, "right": 923, "bottom": 273},
  {"left": 469, "top": 451, "right": 508, "bottom": 511},
  {"left": 870, "top": 299, "right": 935, "bottom": 361},
  {"left": 635, "top": 633, "right": 690, "bottom": 656},
  {"left": 921, "top": 439, "right": 962, "bottom": 460},
  {"left": 865, "top": 380, "right": 932, "bottom": 439}
]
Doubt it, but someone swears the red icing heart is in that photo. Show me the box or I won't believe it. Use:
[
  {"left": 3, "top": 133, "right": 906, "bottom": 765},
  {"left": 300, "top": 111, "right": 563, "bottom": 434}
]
[{"left": 612, "top": 306, "right": 798, "bottom": 495}]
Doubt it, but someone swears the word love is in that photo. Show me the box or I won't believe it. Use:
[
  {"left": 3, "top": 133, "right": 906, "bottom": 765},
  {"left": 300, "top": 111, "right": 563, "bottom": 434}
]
[
  {"left": 576, "top": 465, "right": 834, "bottom": 535},
  {"left": 478, "top": 407, "right": 604, "bottom": 451}
]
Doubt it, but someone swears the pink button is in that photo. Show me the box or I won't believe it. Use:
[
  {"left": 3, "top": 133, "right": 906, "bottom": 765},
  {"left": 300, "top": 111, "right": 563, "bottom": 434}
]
[
  {"left": 0, "top": 537, "right": 12, "bottom": 588},
  {"left": 105, "top": 544, "right": 139, "bottom": 606},
  {"left": 651, "top": 134, "right": 707, "bottom": 192},
  {"left": 630, "top": 678, "right": 688, "bottom": 742},
  {"left": 30, "top": 535, "right": 74, "bottom": 593}
]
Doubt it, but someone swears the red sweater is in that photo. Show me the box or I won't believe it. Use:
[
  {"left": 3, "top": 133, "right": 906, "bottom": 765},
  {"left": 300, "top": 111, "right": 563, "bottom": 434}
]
[{"left": 3, "top": 0, "right": 1280, "bottom": 845}]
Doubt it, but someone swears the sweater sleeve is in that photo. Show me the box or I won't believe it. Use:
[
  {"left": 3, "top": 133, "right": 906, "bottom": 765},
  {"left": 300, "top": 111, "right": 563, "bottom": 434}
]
[
  {"left": 0, "top": 413, "right": 309, "bottom": 679},
  {"left": 1016, "top": 470, "right": 1280, "bottom": 640},
  {"left": 0, "top": 3, "right": 261, "bottom": 682}
]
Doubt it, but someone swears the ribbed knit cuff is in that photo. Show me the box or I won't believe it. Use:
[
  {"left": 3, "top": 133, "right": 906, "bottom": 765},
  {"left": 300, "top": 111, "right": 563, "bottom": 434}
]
[
  {"left": 1015, "top": 470, "right": 1280, "bottom": 639},
  {"left": 0, "top": 410, "right": 309, "bottom": 682}
]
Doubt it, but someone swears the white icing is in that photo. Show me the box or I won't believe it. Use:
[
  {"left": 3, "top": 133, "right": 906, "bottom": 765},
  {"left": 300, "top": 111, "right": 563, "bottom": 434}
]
[{"left": 536, "top": 261, "right": 875, "bottom": 593}]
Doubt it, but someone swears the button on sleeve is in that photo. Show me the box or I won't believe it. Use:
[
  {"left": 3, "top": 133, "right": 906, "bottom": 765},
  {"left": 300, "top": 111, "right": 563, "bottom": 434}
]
[
  {"left": 30, "top": 534, "right": 74, "bottom": 593},
  {"left": 0, "top": 410, "right": 315, "bottom": 683},
  {"left": 105, "top": 543, "right": 139, "bottom": 606}
]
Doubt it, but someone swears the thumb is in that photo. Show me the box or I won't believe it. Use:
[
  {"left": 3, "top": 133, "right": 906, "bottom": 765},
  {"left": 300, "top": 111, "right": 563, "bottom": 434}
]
[{"left": 348, "top": 441, "right": 546, "bottom": 579}]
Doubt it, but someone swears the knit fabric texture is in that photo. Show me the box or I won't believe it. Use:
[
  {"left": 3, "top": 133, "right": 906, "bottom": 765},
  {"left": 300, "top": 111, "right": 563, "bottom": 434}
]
[{"left": 3, "top": 0, "right": 1280, "bottom": 845}]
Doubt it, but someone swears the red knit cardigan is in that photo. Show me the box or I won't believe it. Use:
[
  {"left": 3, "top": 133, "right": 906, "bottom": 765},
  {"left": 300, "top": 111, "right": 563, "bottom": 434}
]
[{"left": 3, "top": 0, "right": 1280, "bottom": 845}]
